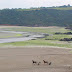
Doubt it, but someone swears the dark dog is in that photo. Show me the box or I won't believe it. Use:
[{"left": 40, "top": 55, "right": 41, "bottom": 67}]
[
  {"left": 49, "top": 62, "right": 51, "bottom": 65},
  {"left": 32, "top": 60, "right": 37, "bottom": 64},
  {"left": 43, "top": 60, "right": 48, "bottom": 64}
]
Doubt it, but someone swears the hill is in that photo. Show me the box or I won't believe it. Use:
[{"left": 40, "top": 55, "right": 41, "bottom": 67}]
[{"left": 0, "top": 6, "right": 72, "bottom": 26}]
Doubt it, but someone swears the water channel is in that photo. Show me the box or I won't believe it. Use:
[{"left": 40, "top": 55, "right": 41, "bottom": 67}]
[{"left": 0, "top": 31, "right": 46, "bottom": 43}]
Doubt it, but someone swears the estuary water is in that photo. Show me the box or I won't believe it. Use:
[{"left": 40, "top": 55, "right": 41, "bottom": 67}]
[{"left": 0, "top": 31, "right": 45, "bottom": 43}]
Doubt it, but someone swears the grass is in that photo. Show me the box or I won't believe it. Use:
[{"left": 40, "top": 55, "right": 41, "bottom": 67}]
[
  {"left": 0, "top": 26, "right": 72, "bottom": 48},
  {"left": 50, "top": 7, "right": 72, "bottom": 10},
  {"left": 0, "top": 33, "right": 22, "bottom": 38},
  {"left": 0, "top": 39, "right": 72, "bottom": 48},
  {"left": 2, "top": 26, "right": 72, "bottom": 34},
  {"left": 46, "top": 34, "right": 72, "bottom": 40},
  {"left": 16, "top": 34, "right": 22, "bottom": 37},
  {"left": 9, "top": 7, "right": 72, "bottom": 11}
]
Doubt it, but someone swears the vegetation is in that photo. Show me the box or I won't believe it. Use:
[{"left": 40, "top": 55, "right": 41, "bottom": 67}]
[
  {"left": 0, "top": 5, "right": 72, "bottom": 27},
  {"left": 0, "top": 26, "right": 72, "bottom": 48},
  {"left": 0, "top": 32, "right": 22, "bottom": 38}
]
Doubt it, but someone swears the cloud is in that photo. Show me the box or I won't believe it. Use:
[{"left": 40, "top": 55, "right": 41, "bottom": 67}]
[{"left": 0, "top": 0, "right": 72, "bottom": 9}]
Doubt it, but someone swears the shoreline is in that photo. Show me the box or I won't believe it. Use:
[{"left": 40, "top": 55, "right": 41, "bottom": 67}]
[{"left": 0, "top": 45, "right": 72, "bottom": 49}]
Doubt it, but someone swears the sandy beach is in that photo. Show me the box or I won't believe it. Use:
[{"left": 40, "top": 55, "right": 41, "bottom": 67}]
[{"left": 0, "top": 46, "right": 72, "bottom": 72}]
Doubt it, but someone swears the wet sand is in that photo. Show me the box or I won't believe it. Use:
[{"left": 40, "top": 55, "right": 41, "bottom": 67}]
[{"left": 0, "top": 47, "right": 72, "bottom": 72}]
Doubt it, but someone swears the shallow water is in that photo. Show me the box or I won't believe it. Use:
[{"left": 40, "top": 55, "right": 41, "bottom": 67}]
[{"left": 0, "top": 31, "right": 44, "bottom": 43}]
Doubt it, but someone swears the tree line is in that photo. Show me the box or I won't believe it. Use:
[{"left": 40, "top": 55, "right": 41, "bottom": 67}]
[{"left": 0, "top": 8, "right": 72, "bottom": 27}]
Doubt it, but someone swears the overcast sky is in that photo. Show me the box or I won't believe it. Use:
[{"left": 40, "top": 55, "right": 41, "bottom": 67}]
[{"left": 0, "top": 0, "right": 72, "bottom": 9}]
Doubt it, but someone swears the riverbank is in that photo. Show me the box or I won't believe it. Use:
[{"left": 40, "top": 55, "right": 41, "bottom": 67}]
[{"left": 0, "top": 26, "right": 72, "bottom": 48}]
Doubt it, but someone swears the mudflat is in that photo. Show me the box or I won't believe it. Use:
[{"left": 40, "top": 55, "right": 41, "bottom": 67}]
[{"left": 0, "top": 46, "right": 72, "bottom": 72}]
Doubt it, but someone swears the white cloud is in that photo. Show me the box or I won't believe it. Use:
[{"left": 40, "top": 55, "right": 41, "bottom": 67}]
[{"left": 0, "top": 0, "right": 72, "bottom": 9}]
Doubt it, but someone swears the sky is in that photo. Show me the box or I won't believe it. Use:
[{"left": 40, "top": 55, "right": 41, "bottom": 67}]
[{"left": 0, "top": 0, "right": 72, "bottom": 9}]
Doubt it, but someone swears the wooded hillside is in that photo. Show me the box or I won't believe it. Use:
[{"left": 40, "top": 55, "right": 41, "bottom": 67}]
[{"left": 0, "top": 6, "right": 72, "bottom": 26}]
